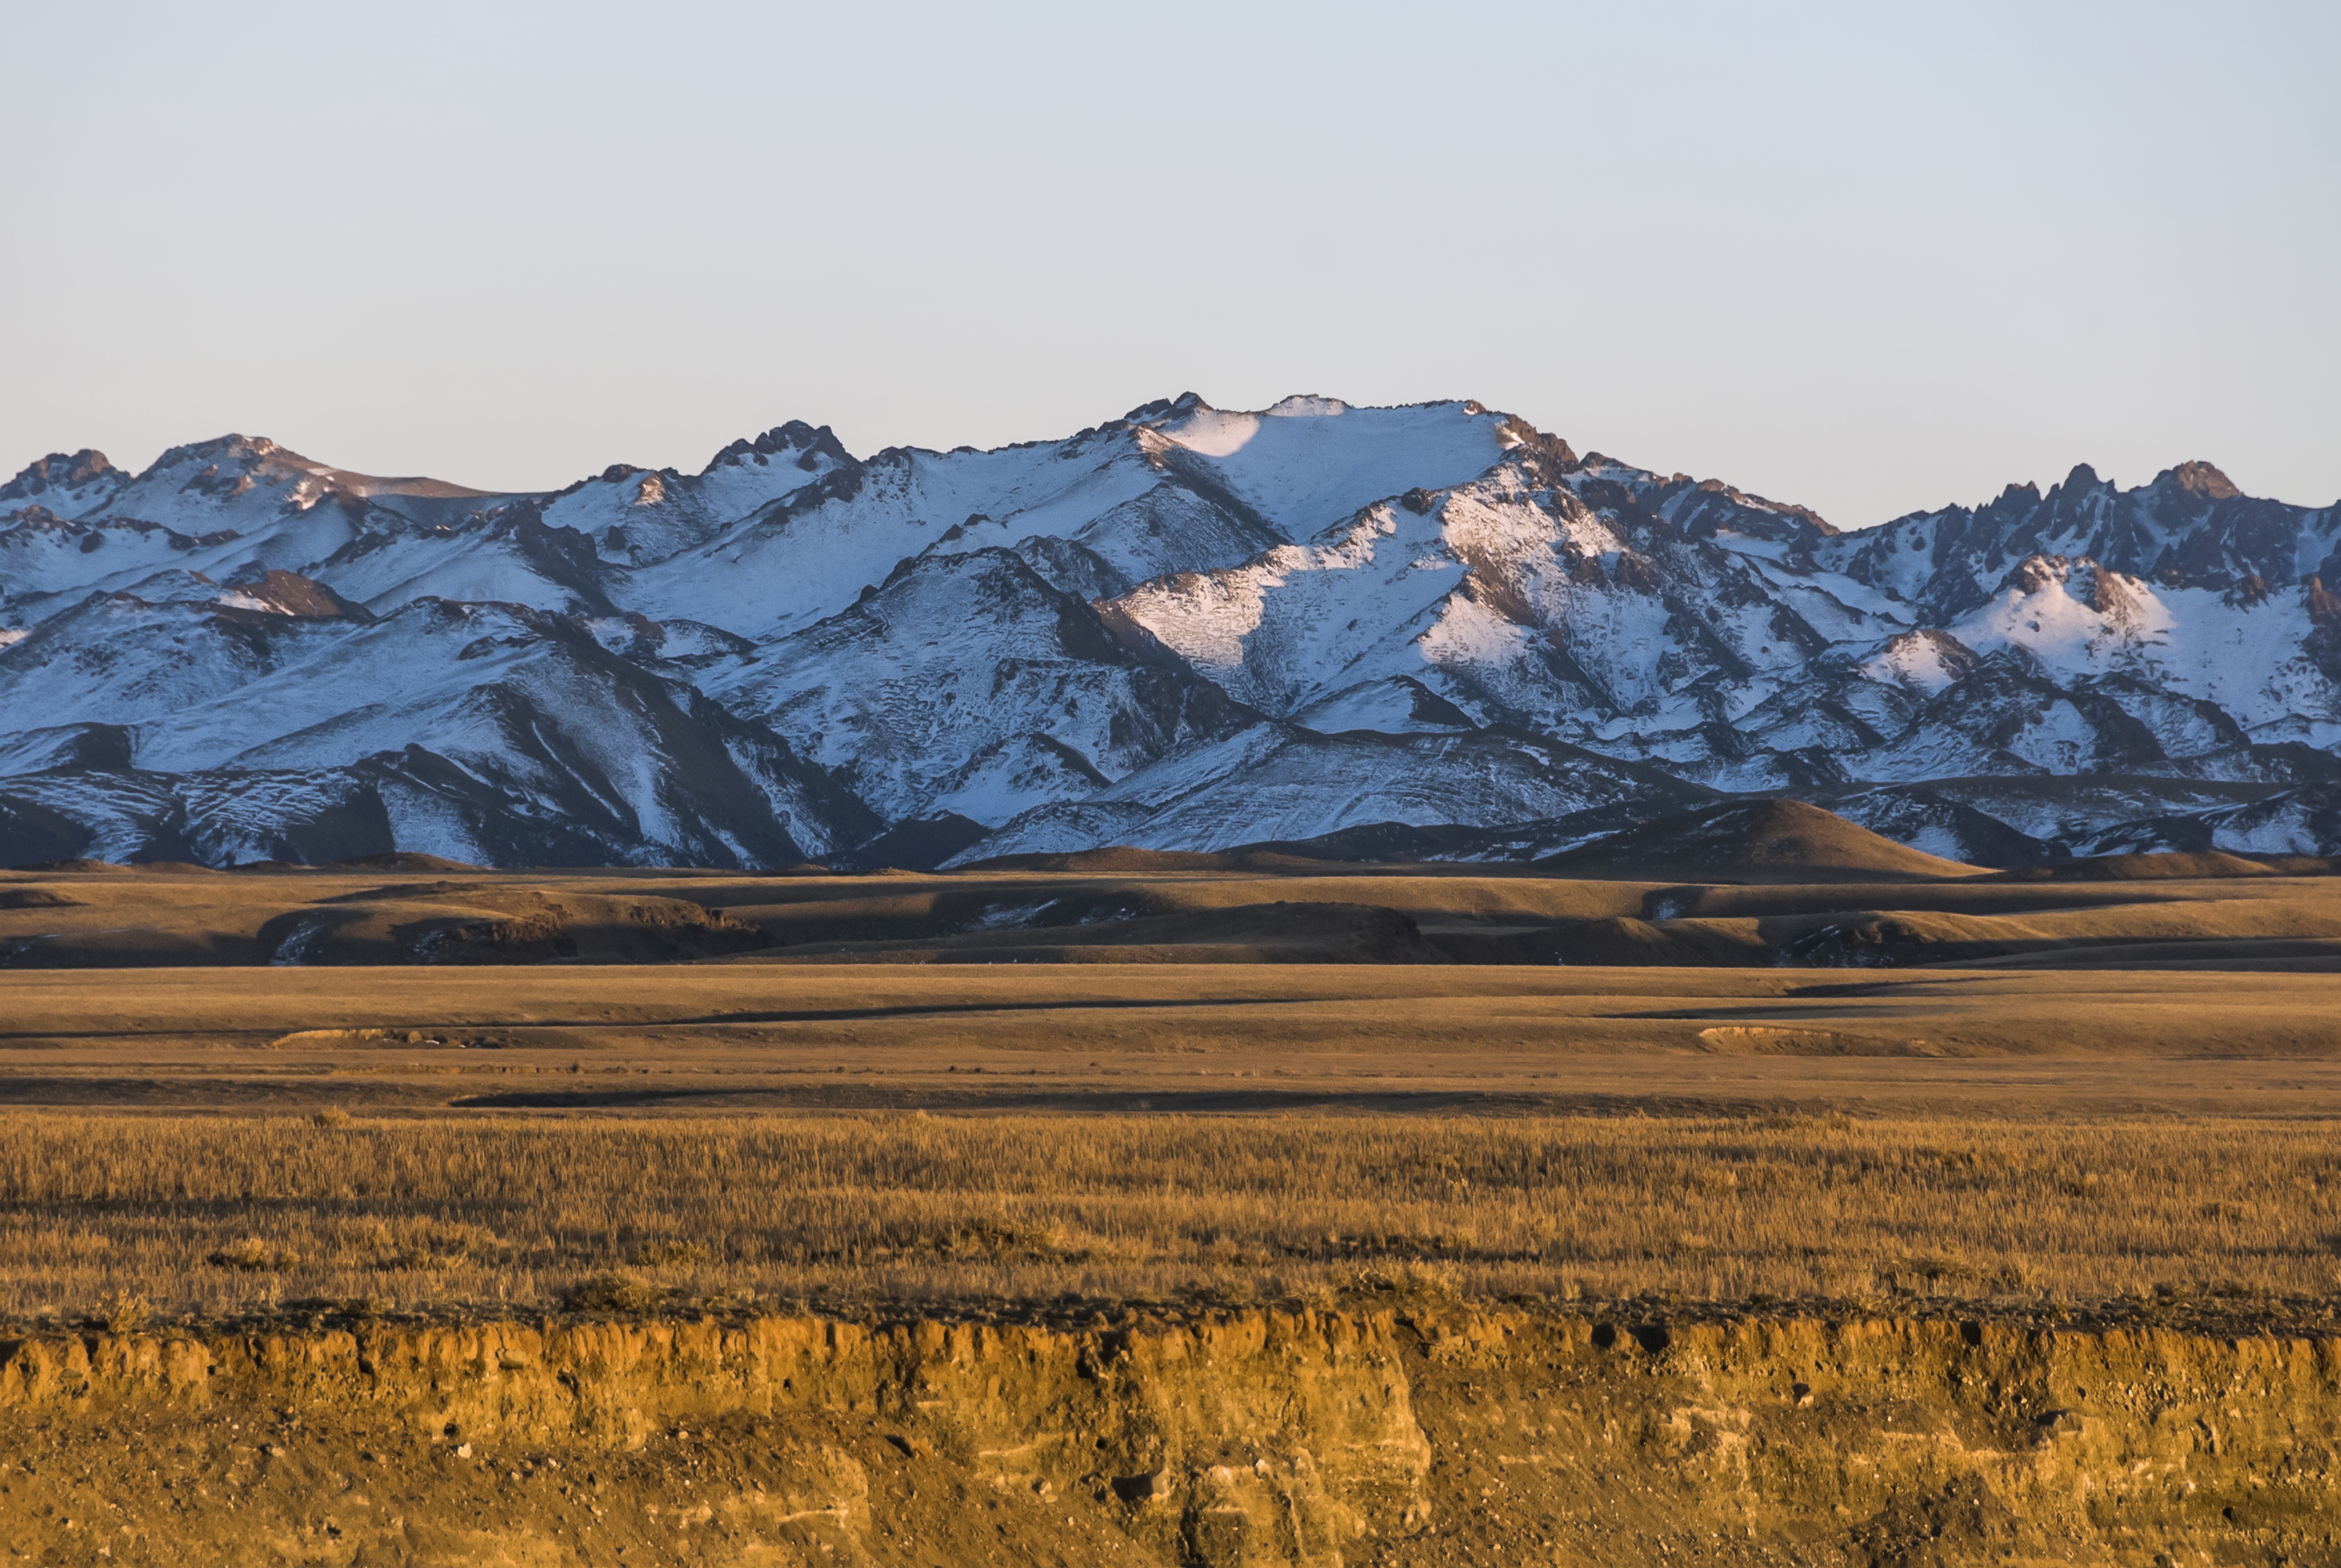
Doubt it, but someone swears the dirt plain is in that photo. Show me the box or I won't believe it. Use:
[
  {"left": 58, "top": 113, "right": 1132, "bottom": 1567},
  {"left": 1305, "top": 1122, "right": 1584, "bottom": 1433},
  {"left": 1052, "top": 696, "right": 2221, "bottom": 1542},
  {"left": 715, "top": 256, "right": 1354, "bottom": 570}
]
[{"left": 8, "top": 837, "right": 2341, "bottom": 1563}]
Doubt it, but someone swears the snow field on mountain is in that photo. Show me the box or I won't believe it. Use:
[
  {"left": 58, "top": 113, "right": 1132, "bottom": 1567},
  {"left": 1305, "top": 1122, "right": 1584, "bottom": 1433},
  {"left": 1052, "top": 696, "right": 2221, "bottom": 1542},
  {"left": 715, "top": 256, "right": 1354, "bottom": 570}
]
[
  {"left": 1145, "top": 397, "right": 1509, "bottom": 533},
  {"left": 317, "top": 533, "right": 580, "bottom": 615},
  {"left": 0, "top": 593, "right": 348, "bottom": 728}
]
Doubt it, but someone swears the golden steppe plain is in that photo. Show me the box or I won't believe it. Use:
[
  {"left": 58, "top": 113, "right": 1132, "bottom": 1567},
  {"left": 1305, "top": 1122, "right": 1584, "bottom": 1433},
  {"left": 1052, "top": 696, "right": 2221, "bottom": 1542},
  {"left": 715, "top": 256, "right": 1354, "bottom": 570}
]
[
  {"left": 4, "top": 851, "right": 2341, "bottom": 1319},
  {"left": 12, "top": 848, "right": 2341, "bottom": 1565}
]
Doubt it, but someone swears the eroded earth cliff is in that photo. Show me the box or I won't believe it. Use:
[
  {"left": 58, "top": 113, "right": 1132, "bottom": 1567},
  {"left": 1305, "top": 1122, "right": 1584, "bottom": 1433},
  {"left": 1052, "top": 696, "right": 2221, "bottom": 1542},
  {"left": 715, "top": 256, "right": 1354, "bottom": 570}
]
[{"left": 6, "top": 1304, "right": 2338, "bottom": 1565}]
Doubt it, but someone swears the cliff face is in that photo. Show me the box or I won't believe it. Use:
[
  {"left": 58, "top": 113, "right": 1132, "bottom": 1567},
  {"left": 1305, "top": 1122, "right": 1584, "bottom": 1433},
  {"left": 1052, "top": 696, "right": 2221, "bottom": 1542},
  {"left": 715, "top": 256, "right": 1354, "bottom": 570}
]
[{"left": 4, "top": 1305, "right": 2339, "bottom": 1564}]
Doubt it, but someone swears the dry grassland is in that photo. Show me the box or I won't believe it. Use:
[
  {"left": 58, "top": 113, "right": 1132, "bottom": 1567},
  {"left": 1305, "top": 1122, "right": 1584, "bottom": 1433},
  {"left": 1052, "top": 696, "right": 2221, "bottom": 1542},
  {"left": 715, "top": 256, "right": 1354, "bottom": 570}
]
[
  {"left": 4, "top": 1108, "right": 2338, "bottom": 1325},
  {"left": 7, "top": 856, "right": 2341, "bottom": 1333}
]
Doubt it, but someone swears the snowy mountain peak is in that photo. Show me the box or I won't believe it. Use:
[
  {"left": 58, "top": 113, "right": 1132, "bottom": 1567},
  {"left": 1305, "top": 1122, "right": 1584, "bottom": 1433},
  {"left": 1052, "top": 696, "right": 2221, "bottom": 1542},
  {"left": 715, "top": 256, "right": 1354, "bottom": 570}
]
[
  {"left": 153, "top": 432, "right": 283, "bottom": 467},
  {"left": 2159, "top": 460, "right": 2243, "bottom": 502},
  {"left": 125, "top": 434, "right": 505, "bottom": 515},
  {"left": 1862, "top": 629, "right": 1979, "bottom": 693},
  {"left": 1, "top": 450, "right": 118, "bottom": 508},
  {"left": 1262, "top": 394, "right": 1350, "bottom": 417},
  {"left": 535, "top": 422, "right": 862, "bottom": 574},
  {"left": 703, "top": 421, "right": 856, "bottom": 476},
  {"left": 1118, "top": 392, "right": 1209, "bottom": 423}
]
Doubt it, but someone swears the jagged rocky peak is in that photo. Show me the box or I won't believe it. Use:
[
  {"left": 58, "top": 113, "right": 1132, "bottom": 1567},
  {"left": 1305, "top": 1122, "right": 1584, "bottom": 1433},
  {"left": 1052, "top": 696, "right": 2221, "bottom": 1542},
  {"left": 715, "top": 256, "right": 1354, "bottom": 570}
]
[
  {"left": 704, "top": 421, "right": 856, "bottom": 475},
  {"left": 143, "top": 433, "right": 292, "bottom": 492},
  {"left": 217, "top": 569, "right": 375, "bottom": 623},
  {"left": 1817, "top": 451, "right": 2338, "bottom": 623},
  {"left": 2, "top": 450, "right": 119, "bottom": 506},
  {"left": 156, "top": 433, "right": 281, "bottom": 466},
  {"left": 533, "top": 419, "right": 866, "bottom": 575},
  {"left": 2000, "top": 553, "right": 2080, "bottom": 597},
  {"left": 2160, "top": 460, "right": 2243, "bottom": 502},
  {"left": 1118, "top": 391, "right": 1209, "bottom": 423},
  {"left": 1565, "top": 453, "right": 1833, "bottom": 549},
  {"left": 2075, "top": 560, "right": 2151, "bottom": 620},
  {"left": 1491, "top": 415, "right": 1580, "bottom": 473},
  {"left": 1992, "top": 553, "right": 2151, "bottom": 621}
]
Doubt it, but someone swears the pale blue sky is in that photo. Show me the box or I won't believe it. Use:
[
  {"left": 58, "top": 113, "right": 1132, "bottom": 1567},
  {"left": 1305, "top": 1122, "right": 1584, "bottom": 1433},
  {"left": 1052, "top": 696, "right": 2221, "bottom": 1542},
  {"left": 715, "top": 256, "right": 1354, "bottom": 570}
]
[{"left": 4, "top": 1, "right": 2335, "bottom": 529}]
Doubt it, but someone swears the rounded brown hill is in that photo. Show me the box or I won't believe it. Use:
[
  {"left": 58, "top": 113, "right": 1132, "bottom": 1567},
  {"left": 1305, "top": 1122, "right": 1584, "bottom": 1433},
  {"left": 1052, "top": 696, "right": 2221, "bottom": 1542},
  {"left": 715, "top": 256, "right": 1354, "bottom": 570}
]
[
  {"left": 960, "top": 846, "right": 1240, "bottom": 874},
  {"left": 1979, "top": 851, "right": 2282, "bottom": 882},
  {"left": 334, "top": 851, "right": 480, "bottom": 872},
  {"left": 1536, "top": 799, "right": 1983, "bottom": 883}
]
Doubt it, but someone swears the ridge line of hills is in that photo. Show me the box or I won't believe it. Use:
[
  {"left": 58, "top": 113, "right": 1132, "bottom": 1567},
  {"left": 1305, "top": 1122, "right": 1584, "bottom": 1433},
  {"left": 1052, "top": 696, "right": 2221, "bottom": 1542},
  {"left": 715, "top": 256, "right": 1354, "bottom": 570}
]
[{"left": 5, "top": 393, "right": 2340, "bottom": 872}]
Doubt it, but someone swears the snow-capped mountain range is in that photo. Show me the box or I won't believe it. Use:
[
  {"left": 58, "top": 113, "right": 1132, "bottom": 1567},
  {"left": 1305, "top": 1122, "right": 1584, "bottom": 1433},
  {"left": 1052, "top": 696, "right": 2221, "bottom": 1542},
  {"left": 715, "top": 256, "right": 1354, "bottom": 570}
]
[{"left": 5, "top": 394, "right": 2338, "bottom": 869}]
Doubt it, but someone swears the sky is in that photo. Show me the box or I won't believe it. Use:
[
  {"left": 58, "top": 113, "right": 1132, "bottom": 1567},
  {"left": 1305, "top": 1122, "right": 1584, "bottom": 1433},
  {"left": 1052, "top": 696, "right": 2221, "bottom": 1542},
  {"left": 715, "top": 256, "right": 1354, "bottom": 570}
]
[{"left": 4, "top": 0, "right": 2336, "bottom": 531}]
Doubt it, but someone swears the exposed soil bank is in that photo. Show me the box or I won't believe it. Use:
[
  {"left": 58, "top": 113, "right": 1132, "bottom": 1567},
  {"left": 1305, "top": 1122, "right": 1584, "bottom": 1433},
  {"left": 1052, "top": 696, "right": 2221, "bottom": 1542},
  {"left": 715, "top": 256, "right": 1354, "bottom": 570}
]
[{"left": 4, "top": 1305, "right": 2339, "bottom": 1565}]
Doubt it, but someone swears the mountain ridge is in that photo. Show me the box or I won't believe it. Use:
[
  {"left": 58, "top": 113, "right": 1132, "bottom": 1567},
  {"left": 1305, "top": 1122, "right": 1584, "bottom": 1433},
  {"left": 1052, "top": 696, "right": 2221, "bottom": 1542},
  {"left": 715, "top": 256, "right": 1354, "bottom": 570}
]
[{"left": 7, "top": 395, "right": 2339, "bottom": 873}]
